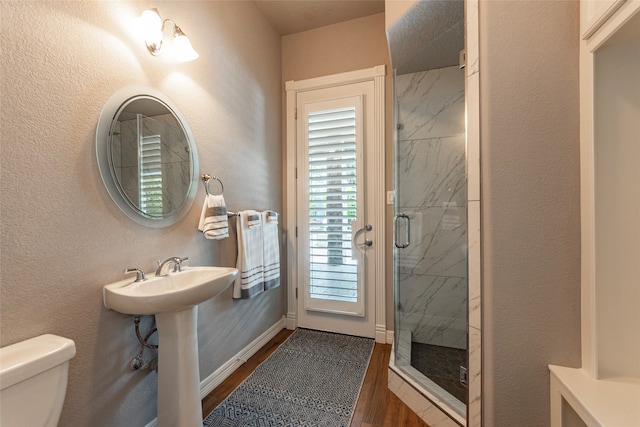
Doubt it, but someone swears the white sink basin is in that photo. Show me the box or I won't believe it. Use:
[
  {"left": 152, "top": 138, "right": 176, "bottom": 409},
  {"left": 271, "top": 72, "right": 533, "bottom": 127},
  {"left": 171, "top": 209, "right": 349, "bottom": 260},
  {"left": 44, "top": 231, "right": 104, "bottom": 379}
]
[
  {"left": 103, "top": 265, "right": 239, "bottom": 427},
  {"left": 103, "top": 266, "right": 238, "bottom": 315}
]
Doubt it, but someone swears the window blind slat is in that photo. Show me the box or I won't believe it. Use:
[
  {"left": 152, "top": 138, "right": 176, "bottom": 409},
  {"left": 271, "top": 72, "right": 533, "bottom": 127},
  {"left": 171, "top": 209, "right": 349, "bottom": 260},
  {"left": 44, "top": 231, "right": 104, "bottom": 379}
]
[
  {"left": 309, "top": 171, "right": 356, "bottom": 179},
  {"left": 309, "top": 142, "right": 355, "bottom": 153}
]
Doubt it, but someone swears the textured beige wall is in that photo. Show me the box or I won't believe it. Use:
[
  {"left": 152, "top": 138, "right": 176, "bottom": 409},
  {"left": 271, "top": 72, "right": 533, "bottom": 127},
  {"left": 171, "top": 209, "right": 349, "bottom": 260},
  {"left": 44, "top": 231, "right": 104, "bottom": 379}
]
[
  {"left": 0, "top": 2, "right": 283, "bottom": 426},
  {"left": 479, "top": 1, "right": 582, "bottom": 425},
  {"left": 282, "top": 13, "right": 396, "bottom": 328},
  {"left": 283, "top": 13, "right": 391, "bottom": 81}
]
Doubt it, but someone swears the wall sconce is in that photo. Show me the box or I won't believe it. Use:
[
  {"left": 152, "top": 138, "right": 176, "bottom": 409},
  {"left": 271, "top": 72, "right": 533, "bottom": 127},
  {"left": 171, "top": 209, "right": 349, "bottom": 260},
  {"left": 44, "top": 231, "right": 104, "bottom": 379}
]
[{"left": 139, "top": 8, "right": 199, "bottom": 62}]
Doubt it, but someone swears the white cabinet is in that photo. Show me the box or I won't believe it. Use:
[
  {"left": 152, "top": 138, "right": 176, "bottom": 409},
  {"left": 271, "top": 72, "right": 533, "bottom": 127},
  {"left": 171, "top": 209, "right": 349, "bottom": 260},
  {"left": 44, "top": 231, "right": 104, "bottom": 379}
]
[
  {"left": 550, "top": 1, "right": 640, "bottom": 426},
  {"left": 550, "top": 366, "right": 640, "bottom": 427},
  {"left": 579, "top": 0, "right": 640, "bottom": 382},
  {"left": 580, "top": 0, "right": 626, "bottom": 38}
]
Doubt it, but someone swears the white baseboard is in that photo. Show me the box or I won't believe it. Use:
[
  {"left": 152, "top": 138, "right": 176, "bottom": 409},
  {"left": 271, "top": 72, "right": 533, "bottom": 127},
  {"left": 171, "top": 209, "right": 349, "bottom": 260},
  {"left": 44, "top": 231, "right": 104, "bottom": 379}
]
[
  {"left": 200, "top": 316, "right": 285, "bottom": 397},
  {"left": 386, "top": 329, "right": 394, "bottom": 344},
  {"left": 375, "top": 325, "right": 387, "bottom": 343},
  {"left": 144, "top": 316, "right": 286, "bottom": 427},
  {"left": 285, "top": 311, "right": 296, "bottom": 330},
  {"left": 375, "top": 325, "right": 394, "bottom": 344}
]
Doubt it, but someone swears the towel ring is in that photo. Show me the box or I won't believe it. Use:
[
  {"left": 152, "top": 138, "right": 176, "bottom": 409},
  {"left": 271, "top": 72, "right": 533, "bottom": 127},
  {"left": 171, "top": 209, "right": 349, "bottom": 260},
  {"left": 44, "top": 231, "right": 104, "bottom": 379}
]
[{"left": 201, "top": 173, "right": 224, "bottom": 196}]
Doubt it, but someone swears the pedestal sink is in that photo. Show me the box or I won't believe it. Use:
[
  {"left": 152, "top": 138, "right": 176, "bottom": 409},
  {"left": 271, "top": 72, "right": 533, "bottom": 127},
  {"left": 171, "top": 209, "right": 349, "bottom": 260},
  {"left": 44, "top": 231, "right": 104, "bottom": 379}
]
[{"left": 103, "top": 266, "right": 238, "bottom": 427}]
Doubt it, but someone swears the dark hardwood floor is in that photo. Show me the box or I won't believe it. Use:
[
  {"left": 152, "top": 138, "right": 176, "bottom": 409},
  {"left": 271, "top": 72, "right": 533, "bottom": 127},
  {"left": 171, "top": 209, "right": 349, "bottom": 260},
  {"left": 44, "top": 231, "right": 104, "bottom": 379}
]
[{"left": 201, "top": 328, "right": 429, "bottom": 427}]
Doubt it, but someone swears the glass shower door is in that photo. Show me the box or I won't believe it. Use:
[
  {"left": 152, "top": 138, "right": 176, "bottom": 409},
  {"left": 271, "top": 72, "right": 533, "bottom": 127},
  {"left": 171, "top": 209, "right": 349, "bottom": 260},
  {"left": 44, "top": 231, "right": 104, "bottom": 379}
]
[{"left": 393, "top": 65, "right": 468, "bottom": 411}]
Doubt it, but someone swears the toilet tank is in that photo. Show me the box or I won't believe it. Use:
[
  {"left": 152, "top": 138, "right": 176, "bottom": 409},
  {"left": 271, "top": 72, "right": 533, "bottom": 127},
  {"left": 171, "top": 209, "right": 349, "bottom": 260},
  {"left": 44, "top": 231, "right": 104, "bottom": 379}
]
[{"left": 0, "top": 334, "right": 76, "bottom": 427}]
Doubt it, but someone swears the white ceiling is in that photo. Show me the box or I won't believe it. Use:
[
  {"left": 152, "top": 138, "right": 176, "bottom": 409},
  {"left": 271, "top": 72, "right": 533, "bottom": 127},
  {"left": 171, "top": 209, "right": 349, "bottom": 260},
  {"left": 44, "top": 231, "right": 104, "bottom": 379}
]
[
  {"left": 253, "top": 0, "right": 464, "bottom": 74},
  {"left": 254, "top": 0, "right": 385, "bottom": 35},
  {"left": 386, "top": 0, "right": 463, "bottom": 74}
]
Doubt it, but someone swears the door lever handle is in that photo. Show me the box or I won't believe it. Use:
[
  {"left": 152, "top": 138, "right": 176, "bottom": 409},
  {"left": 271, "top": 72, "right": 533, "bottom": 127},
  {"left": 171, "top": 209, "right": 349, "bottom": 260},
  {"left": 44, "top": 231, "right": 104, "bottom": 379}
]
[{"left": 351, "top": 222, "right": 373, "bottom": 258}]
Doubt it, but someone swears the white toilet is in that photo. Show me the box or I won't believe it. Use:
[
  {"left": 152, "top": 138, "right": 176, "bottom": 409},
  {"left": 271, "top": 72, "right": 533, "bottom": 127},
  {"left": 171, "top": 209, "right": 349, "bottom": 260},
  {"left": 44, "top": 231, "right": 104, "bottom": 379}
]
[{"left": 0, "top": 334, "right": 76, "bottom": 427}]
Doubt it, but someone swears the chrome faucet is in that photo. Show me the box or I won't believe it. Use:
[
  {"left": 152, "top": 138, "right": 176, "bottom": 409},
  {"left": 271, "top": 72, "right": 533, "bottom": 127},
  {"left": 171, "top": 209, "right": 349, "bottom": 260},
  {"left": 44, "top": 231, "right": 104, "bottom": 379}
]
[
  {"left": 124, "top": 267, "right": 147, "bottom": 282},
  {"left": 155, "top": 257, "right": 189, "bottom": 277}
]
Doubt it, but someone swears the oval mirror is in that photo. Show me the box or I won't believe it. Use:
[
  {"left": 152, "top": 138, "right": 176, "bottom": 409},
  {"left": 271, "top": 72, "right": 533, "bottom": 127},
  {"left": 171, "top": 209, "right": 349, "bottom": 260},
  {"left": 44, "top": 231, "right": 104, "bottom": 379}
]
[{"left": 96, "top": 86, "right": 199, "bottom": 228}]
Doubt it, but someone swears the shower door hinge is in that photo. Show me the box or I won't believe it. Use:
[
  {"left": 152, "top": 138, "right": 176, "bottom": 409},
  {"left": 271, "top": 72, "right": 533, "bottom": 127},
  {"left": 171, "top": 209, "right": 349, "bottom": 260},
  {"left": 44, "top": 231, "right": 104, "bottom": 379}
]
[{"left": 460, "top": 366, "right": 468, "bottom": 388}]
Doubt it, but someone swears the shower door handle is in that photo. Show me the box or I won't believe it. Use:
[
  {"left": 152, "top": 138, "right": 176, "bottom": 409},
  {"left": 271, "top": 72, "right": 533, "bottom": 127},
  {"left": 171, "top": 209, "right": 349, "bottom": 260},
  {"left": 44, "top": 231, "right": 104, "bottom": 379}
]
[{"left": 394, "top": 213, "right": 410, "bottom": 248}]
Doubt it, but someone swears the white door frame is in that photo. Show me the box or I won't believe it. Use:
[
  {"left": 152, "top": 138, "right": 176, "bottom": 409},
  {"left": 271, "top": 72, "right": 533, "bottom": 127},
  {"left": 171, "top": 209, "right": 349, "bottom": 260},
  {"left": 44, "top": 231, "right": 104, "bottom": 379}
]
[{"left": 285, "top": 65, "right": 387, "bottom": 343}]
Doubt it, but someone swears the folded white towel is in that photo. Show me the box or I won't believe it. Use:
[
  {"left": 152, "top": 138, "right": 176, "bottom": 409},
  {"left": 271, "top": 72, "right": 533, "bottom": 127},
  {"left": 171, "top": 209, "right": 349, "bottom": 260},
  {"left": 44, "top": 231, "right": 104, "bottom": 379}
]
[
  {"left": 233, "top": 210, "right": 265, "bottom": 299},
  {"left": 266, "top": 210, "right": 278, "bottom": 224},
  {"left": 262, "top": 211, "right": 280, "bottom": 291},
  {"left": 247, "top": 212, "right": 261, "bottom": 228},
  {"left": 198, "top": 194, "right": 229, "bottom": 240}
]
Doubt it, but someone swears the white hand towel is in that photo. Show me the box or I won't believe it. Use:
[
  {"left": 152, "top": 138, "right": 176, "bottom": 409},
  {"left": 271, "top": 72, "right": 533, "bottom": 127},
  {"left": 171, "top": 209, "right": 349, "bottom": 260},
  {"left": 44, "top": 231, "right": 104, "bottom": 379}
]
[
  {"left": 233, "top": 210, "right": 265, "bottom": 299},
  {"left": 247, "top": 212, "right": 261, "bottom": 228},
  {"left": 262, "top": 211, "right": 280, "bottom": 291},
  {"left": 198, "top": 194, "right": 229, "bottom": 240},
  {"left": 266, "top": 210, "right": 278, "bottom": 224}
]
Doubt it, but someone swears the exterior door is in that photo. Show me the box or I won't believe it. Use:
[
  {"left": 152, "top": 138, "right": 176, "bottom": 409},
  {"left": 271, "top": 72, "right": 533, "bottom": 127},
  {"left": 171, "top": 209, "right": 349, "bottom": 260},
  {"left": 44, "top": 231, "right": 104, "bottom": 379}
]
[{"left": 296, "top": 81, "right": 376, "bottom": 338}]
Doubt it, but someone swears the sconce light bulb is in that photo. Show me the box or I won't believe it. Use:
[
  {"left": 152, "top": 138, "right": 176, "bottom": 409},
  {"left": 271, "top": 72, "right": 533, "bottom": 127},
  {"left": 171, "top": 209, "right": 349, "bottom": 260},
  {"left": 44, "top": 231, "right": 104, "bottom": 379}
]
[
  {"left": 138, "top": 9, "right": 198, "bottom": 62},
  {"left": 173, "top": 26, "right": 199, "bottom": 62},
  {"left": 139, "top": 8, "right": 163, "bottom": 55}
]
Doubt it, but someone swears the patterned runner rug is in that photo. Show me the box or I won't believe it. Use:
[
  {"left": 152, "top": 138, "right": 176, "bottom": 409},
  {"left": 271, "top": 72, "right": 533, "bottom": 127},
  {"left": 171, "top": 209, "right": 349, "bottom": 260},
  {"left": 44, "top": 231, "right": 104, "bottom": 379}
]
[{"left": 203, "top": 328, "right": 375, "bottom": 427}]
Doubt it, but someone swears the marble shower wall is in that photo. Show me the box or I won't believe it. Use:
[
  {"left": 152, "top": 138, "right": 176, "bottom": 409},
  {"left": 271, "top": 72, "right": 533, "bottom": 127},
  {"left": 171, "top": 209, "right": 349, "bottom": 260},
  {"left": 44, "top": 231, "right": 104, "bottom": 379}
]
[
  {"left": 113, "top": 113, "right": 191, "bottom": 215},
  {"left": 396, "top": 66, "right": 467, "bottom": 349}
]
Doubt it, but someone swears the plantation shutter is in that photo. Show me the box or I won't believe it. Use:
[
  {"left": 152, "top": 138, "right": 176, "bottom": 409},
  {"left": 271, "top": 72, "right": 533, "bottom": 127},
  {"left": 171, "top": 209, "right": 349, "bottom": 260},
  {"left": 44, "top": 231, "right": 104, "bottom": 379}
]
[
  {"left": 139, "top": 134, "right": 163, "bottom": 216},
  {"left": 308, "top": 107, "right": 358, "bottom": 302}
]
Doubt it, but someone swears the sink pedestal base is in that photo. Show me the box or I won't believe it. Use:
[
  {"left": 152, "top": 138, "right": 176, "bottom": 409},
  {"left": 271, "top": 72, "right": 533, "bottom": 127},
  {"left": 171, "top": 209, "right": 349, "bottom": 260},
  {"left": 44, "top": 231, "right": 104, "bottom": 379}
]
[{"left": 155, "top": 307, "right": 203, "bottom": 427}]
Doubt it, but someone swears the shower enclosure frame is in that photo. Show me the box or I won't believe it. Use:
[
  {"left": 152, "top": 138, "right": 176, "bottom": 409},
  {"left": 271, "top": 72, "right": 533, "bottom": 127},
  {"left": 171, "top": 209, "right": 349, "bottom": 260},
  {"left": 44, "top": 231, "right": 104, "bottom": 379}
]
[
  {"left": 392, "top": 63, "right": 468, "bottom": 424},
  {"left": 386, "top": 1, "right": 482, "bottom": 426}
]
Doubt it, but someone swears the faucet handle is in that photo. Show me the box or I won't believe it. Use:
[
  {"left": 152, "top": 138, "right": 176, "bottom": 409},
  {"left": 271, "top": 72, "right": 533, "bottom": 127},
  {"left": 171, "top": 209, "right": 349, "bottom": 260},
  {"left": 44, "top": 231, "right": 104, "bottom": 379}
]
[
  {"left": 124, "top": 268, "right": 147, "bottom": 282},
  {"left": 174, "top": 257, "right": 189, "bottom": 272}
]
